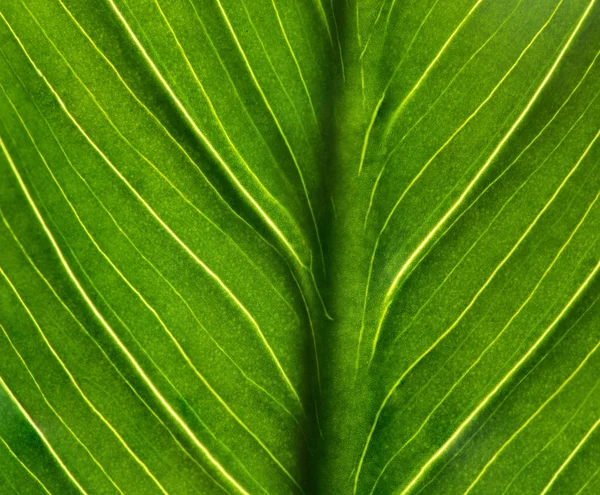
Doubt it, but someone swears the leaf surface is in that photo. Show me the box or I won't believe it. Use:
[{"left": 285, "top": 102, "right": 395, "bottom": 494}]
[{"left": 1, "top": 1, "right": 599, "bottom": 494}]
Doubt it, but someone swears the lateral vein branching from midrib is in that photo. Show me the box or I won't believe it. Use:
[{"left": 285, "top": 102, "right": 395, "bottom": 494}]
[
  {"left": 2, "top": 1, "right": 600, "bottom": 493},
  {"left": 107, "top": 0, "right": 307, "bottom": 270},
  {"left": 0, "top": 50, "right": 304, "bottom": 430},
  {"left": 2, "top": 90, "right": 299, "bottom": 486},
  {"left": 356, "top": 0, "right": 565, "bottom": 371}
]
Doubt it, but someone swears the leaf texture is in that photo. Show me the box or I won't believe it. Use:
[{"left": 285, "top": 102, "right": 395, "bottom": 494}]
[{"left": 0, "top": 1, "right": 599, "bottom": 494}]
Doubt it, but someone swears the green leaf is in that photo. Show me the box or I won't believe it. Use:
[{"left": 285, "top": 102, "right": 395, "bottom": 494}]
[{"left": 1, "top": 0, "right": 599, "bottom": 494}]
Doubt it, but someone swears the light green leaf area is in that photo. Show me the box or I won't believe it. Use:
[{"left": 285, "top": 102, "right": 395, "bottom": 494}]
[{"left": 1, "top": 0, "right": 599, "bottom": 493}]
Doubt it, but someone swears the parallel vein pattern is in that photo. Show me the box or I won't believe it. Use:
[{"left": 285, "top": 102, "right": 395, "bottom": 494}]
[{"left": 1, "top": 1, "right": 599, "bottom": 494}]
